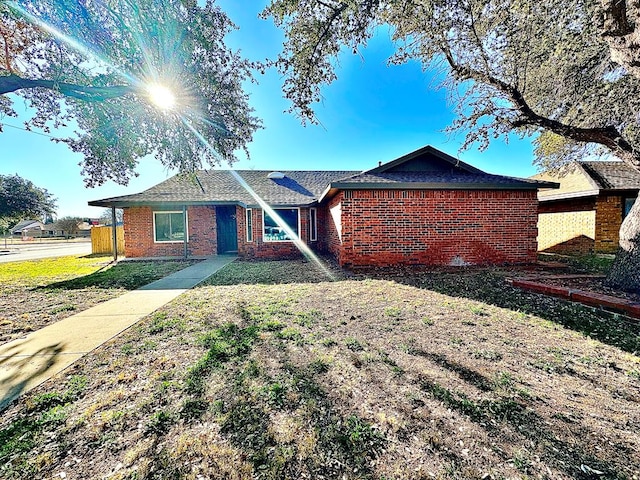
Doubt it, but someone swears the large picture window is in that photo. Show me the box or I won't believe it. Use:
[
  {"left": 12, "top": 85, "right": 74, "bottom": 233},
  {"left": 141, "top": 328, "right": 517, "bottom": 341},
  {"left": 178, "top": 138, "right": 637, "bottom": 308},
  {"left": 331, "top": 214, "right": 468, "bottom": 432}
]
[
  {"left": 263, "top": 208, "right": 299, "bottom": 242},
  {"left": 154, "top": 211, "right": 187, "bottom": 243}
]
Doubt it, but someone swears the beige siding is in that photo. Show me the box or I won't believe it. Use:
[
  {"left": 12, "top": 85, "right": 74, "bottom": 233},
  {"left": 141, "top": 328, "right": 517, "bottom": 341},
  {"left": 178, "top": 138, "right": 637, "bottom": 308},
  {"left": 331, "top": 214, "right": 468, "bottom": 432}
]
[{"left": 537, "top": 211, "right": 596, "bottom": 252}]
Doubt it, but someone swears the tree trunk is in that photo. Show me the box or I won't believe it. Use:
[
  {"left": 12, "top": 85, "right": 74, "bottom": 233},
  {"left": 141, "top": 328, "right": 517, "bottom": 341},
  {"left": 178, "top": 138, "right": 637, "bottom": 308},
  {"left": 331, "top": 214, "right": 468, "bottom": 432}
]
[{"left": 605, "top": 195, "right": 640, "bottom": 292}]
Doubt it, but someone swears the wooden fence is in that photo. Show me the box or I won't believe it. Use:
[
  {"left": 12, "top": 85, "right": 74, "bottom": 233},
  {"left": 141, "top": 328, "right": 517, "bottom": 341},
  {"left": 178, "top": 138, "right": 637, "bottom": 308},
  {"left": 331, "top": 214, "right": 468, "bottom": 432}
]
[{"left": 91, "top": 226, "right": 124, "bottom": 255}]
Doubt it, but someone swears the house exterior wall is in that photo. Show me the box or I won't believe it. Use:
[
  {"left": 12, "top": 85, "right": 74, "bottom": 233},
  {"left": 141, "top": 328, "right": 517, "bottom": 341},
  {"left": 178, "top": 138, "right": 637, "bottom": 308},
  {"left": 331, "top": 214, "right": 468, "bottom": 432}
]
[
  {"left": 595, "top": 194, "right": 624, "bottom": 253},
  {"left": 123, "top": 205, "right": 217, "bottom": 258},
  {"left": 537, "top": 198, "right": 596, "bottom": 254},
  {"left": 334, "top": 189, "right": 538, "bottom": 268},
  {"left": 321, "top": 193, "right": 344, "bottom": 264},
  {"left": 237, "top": 206, "right": 313, "bottom": 260},
  {"left": 533, "top": 166, "right": 596, "bottom": 200},
  {"left": 536, "top": 194, "right": 625, "bottom": 254}
]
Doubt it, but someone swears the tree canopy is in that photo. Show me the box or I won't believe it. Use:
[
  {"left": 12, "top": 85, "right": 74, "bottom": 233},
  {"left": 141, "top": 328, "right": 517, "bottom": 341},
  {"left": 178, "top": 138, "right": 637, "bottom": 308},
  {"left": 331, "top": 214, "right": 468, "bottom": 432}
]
[
  {"left": 265, "top": 0, "right": 640, "bottom": 169},
  {"left": 0, "top": 173, "right": 56, "bottom": 221},
  {"left": 0, "top": 0, "right": 260, "bottom": 186}
]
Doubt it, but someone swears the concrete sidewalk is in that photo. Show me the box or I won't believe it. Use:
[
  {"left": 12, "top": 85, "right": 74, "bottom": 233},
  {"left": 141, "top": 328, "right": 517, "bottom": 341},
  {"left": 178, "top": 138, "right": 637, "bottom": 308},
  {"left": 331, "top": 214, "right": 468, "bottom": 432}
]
[{"left": 0, "top": 255, "right": 236, "bottom": 409}]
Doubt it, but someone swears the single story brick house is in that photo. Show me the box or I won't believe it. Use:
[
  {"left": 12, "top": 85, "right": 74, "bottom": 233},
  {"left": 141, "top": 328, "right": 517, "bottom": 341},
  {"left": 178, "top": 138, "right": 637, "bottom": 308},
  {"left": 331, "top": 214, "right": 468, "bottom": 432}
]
[
  {"left": 532, "top": 161, "right": 640, "bottom": 254},
  {"left": 89, "top": 145, "right": 556, "bottom": 268}
]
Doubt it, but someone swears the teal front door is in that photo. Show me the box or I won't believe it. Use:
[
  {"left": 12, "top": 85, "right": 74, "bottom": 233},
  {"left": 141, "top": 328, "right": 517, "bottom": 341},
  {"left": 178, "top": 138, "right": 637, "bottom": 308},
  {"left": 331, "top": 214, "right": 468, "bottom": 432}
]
[{"left": 215, "top": 205, "right": 238, "bottom": 254}]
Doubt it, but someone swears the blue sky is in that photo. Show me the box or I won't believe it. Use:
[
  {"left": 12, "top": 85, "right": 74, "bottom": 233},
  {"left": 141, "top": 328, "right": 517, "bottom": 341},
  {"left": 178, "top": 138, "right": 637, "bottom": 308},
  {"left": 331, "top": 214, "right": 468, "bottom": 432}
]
[{"left": 1, "top": 1, "right": 538, "bottom": 218}]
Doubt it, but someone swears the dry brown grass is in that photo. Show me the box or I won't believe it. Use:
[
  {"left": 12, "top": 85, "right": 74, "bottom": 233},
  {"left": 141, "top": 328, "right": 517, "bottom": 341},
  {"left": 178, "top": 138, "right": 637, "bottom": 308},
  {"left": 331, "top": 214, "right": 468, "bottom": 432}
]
[{"left": 1, "top": 260, "right": 639, "bottom": 480}]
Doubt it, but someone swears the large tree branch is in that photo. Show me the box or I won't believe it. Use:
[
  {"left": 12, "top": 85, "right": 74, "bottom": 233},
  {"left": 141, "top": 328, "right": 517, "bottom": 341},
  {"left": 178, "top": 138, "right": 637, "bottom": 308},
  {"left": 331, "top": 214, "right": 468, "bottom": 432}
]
[
  {"left": 441, "top": 48, "right": 640, "bottom": 166},
  {"left": 600, "top": 0, "right": 640, "bottom": 78},
  {"left": 0, "top": 73, "right": 135, "bottom": 101}
]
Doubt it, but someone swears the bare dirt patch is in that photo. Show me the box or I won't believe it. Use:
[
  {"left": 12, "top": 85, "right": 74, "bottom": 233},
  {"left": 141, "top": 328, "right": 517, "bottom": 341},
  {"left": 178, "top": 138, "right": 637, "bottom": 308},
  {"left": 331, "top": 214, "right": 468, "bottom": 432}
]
[{"left": 1, "top": 260, "right": 638, "bottom": 480}]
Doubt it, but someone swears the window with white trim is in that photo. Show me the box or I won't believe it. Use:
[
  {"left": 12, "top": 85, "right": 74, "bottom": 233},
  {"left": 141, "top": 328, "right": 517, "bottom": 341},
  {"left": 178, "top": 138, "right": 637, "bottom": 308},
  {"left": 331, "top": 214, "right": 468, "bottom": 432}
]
[
  {"left": 153, "top": 211, "right": 187, "bottom": 243},
  {"left": 246, "top": 208, "right": 253, "bottom": 242},
  {"left": 263, "top": 208, "right": 299, "bottom": 242},
  {"left": 309, "top": 208, "right": 317, "bottom": 242}
]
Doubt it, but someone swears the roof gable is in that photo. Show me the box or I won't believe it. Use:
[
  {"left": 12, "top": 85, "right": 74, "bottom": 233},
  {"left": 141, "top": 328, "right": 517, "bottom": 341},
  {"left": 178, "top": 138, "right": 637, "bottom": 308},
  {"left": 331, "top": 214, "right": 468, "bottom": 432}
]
[{"left": 367, "top": 145, "right": 484, "bottom": 175}]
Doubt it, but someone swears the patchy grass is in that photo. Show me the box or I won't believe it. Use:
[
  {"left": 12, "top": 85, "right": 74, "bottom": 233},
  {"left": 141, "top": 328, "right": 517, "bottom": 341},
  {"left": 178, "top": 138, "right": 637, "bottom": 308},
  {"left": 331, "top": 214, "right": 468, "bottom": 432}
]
[
  {"left": 202, "top": 258, "right": 346, "bottom": 285},
  {"left": 1, "top": 260, "right": 639, "bottom": 480},
  {"left": 0, "top": 256, "right": 197, "bottom": 345}
]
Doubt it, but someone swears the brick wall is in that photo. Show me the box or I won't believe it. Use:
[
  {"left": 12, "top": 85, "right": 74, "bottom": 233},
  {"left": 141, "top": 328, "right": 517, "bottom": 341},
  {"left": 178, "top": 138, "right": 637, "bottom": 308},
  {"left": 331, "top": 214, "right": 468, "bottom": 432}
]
[
  {"left": 123, "top": 205, "right": 216, "bottom": 258},
  {"left": 237, "top": 206, "right": 312, "bottom": 260},
  {"left": 331, "top": 189, "right": 539, "bottom": 268},
  {"left": 537, "top": 197, "right": 596, "bottom": 254},
  {"left": 595, "top": 194, "right": 623, "bottom": 253}
]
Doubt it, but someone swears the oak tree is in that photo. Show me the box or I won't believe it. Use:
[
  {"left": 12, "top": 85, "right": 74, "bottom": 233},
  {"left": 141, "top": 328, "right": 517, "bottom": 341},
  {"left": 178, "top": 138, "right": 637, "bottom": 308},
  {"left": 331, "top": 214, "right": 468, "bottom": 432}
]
[
  {"left": 0, "top": 173, "right": 56, "bottom": 222},
  {"left": 266, "top": 0, "right": 640, "bottom": 290},
  {"left": 0, "top": 0, "right": 260, "bottom": 187}
]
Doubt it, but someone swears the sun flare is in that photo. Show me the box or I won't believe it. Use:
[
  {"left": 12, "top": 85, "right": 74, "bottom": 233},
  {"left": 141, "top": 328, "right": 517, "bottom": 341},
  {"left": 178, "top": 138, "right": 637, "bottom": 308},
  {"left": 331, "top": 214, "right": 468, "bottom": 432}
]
[{"left": 147, "top": 84, "right": 176, "bottom": 110}]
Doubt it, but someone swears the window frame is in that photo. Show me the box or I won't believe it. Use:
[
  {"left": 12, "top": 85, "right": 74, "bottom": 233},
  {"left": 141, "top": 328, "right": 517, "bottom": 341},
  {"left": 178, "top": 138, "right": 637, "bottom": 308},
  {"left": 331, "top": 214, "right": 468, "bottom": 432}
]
[
  {"left": 246, "top": 208, "right": 253, "bottom": 242},
  {"left": 153, "top": 210, "right": 188, "bottom": 243},
  {"left": 623, "top": 196, "right": 637, "bottom": 219},
  {"left": 309, "top": 207, "right": 318, "bottom": 242},
  {"left": 262, "top": 207, "right": 301, "bottom": 243}
]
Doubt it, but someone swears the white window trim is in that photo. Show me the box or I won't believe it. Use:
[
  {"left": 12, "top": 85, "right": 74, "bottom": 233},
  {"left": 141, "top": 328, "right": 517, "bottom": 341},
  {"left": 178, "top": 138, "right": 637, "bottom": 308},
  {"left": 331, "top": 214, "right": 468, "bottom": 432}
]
[
  {"left": 153, "top": 210, "right": 189, "bottom": 243},
  {"left": 246, "top": 208, "right": 253, "bottom": 242},
  {"left": 262, "top": 207, "right": 301, "bottom": 243},
  {"left": 309, "top": 207, "right": 317, "bottom": 242}
]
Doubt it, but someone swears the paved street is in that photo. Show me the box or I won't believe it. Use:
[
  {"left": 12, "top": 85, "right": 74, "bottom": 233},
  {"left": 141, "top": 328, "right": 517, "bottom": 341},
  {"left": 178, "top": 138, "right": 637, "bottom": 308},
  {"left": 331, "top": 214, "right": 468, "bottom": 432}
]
[{"left": 0, "top": 241, "right": 92, "bottom": 263}]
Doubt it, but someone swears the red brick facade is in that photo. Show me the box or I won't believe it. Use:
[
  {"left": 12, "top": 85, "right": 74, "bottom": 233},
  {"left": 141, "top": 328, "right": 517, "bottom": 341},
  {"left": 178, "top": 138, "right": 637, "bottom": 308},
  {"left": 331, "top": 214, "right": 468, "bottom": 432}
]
[
  {"left": 236, "top": 206, "right": 317, "bottom": 260},
  {"left": 123, "top": 190, "right": 539, "bottom": 267},
  {"left": 325, "top": 189, "right": 539, "bottom": 268},
  {"left": 123, "top": 206, "right": 216, "bottom": 258}
]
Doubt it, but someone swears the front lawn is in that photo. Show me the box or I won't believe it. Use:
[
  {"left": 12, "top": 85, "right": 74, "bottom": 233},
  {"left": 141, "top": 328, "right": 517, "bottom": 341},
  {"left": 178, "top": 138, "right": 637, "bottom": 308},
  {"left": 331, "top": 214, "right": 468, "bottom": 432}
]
[
  {"left": 0, "top": 256, "right": 197, "bottom": 345},
  {"left": 1, "top": 260, "right": 639, "bottom": 479}
]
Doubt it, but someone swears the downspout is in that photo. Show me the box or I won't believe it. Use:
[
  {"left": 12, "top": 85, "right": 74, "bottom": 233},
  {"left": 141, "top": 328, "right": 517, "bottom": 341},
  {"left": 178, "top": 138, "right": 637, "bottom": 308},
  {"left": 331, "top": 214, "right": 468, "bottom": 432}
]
[
  {"left": 111, "top": 206, "right": 118, "bottom": 262},
  {"left": 183, "top": 205, "right": 188, "bottom": 259}
]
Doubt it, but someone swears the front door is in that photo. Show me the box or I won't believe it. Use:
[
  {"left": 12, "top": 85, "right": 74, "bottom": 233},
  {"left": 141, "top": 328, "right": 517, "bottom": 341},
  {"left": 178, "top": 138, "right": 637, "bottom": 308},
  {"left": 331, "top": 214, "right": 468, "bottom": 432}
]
[{"left": 215, "top": 205, "right": 238, "bottom": 254}]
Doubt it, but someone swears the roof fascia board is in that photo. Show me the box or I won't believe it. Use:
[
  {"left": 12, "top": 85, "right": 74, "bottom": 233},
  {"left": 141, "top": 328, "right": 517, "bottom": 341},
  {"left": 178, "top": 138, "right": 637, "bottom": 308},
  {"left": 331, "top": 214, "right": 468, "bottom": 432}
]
[
  {"left": 538, "top": 189, "right": 600, "bottom": 202},
  {"left": 329, "top": 181, "right": 557, "bottom": 191},
  {"left": 88, "top": 200, "right": 247, "bottom": 208}
]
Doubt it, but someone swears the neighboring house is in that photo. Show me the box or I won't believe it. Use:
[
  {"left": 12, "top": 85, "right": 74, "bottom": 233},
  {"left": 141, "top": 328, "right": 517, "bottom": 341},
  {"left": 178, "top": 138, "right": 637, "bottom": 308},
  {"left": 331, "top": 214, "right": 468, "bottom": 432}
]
[
  {"left": 10, "top": 219, "right": 44, "bottom": 236},
  {"left": 532, "top": 161, "right": 640, "bottom": 254},
  {"left": 44, "top": 220, "right": 93, "bottom": 238},
  {"left": 89, "top": 145, "right": 556, "bottom": 268}
]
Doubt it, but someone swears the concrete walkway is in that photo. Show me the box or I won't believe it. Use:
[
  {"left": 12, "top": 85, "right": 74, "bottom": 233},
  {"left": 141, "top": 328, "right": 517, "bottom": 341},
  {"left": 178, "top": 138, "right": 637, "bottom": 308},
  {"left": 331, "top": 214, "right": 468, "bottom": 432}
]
[{"left": 0, "top": 255, "right": 236, "bottom": 409}]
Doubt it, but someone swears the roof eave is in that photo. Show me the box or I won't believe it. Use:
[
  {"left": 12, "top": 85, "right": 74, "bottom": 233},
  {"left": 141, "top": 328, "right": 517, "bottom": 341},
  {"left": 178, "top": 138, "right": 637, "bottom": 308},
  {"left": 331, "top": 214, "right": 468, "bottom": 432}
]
[
  {"left": 329, "top": 181, "right": 558, "bottom": 190},
  {"left": 88, "top": 200, "right": 248, "bottom": 208}
]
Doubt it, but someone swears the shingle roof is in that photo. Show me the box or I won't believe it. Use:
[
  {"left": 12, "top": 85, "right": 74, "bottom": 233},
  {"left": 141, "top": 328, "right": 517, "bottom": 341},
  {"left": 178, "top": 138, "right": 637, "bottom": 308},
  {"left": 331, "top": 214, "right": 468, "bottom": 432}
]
[
  {"left": 580, "top": 161, "right": 640, "bottom": 190},
  {"left": 329, "top": 171, "right": 548, "bottom": 189},
  {"left": 89, "top": 170, "right": 359, "bottom": 208},
  {"left": 89, "top": 145, "right": 557, "bottom": 208}
]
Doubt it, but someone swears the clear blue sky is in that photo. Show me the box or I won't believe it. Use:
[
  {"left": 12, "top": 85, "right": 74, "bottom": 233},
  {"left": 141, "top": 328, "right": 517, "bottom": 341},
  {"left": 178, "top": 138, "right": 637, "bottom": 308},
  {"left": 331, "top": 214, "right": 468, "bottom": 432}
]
[{"left": 1, "top": 0, "right": 538, "bottom": 219}]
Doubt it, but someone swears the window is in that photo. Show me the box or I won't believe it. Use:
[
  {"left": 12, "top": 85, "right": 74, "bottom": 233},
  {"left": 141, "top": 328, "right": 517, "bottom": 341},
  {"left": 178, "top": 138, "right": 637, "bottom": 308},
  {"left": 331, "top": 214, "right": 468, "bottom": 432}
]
[
  {"left": 246, "top": 208, "right": 253, "bottom": 242},
  {"left": 263, "top": 208, "right": 299, "bottom": 242},
  {"left": 154, "top": 211, "right": 187, "bottom": 243},
  {"left": 624, "top": 197, "right": 637, "bottom": 219},
  {"left": 309, "top": 208, "right": 317, "bottom": 242}
]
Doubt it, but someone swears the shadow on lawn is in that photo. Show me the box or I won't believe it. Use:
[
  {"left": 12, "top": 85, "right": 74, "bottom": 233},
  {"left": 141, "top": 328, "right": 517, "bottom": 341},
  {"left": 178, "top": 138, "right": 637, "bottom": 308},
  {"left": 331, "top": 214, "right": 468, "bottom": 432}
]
[
  {"left": 0, "top": 341, "right": 64, "bottom": 411},
  {"left": 413, "top": 350, "right": 632, "bottom": 479},
  {"left": 38, "top": 260, "right": 196, "bottom": 291},
  {"left": 376, "top": 268, "right": 640, "bottom": 355}
]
